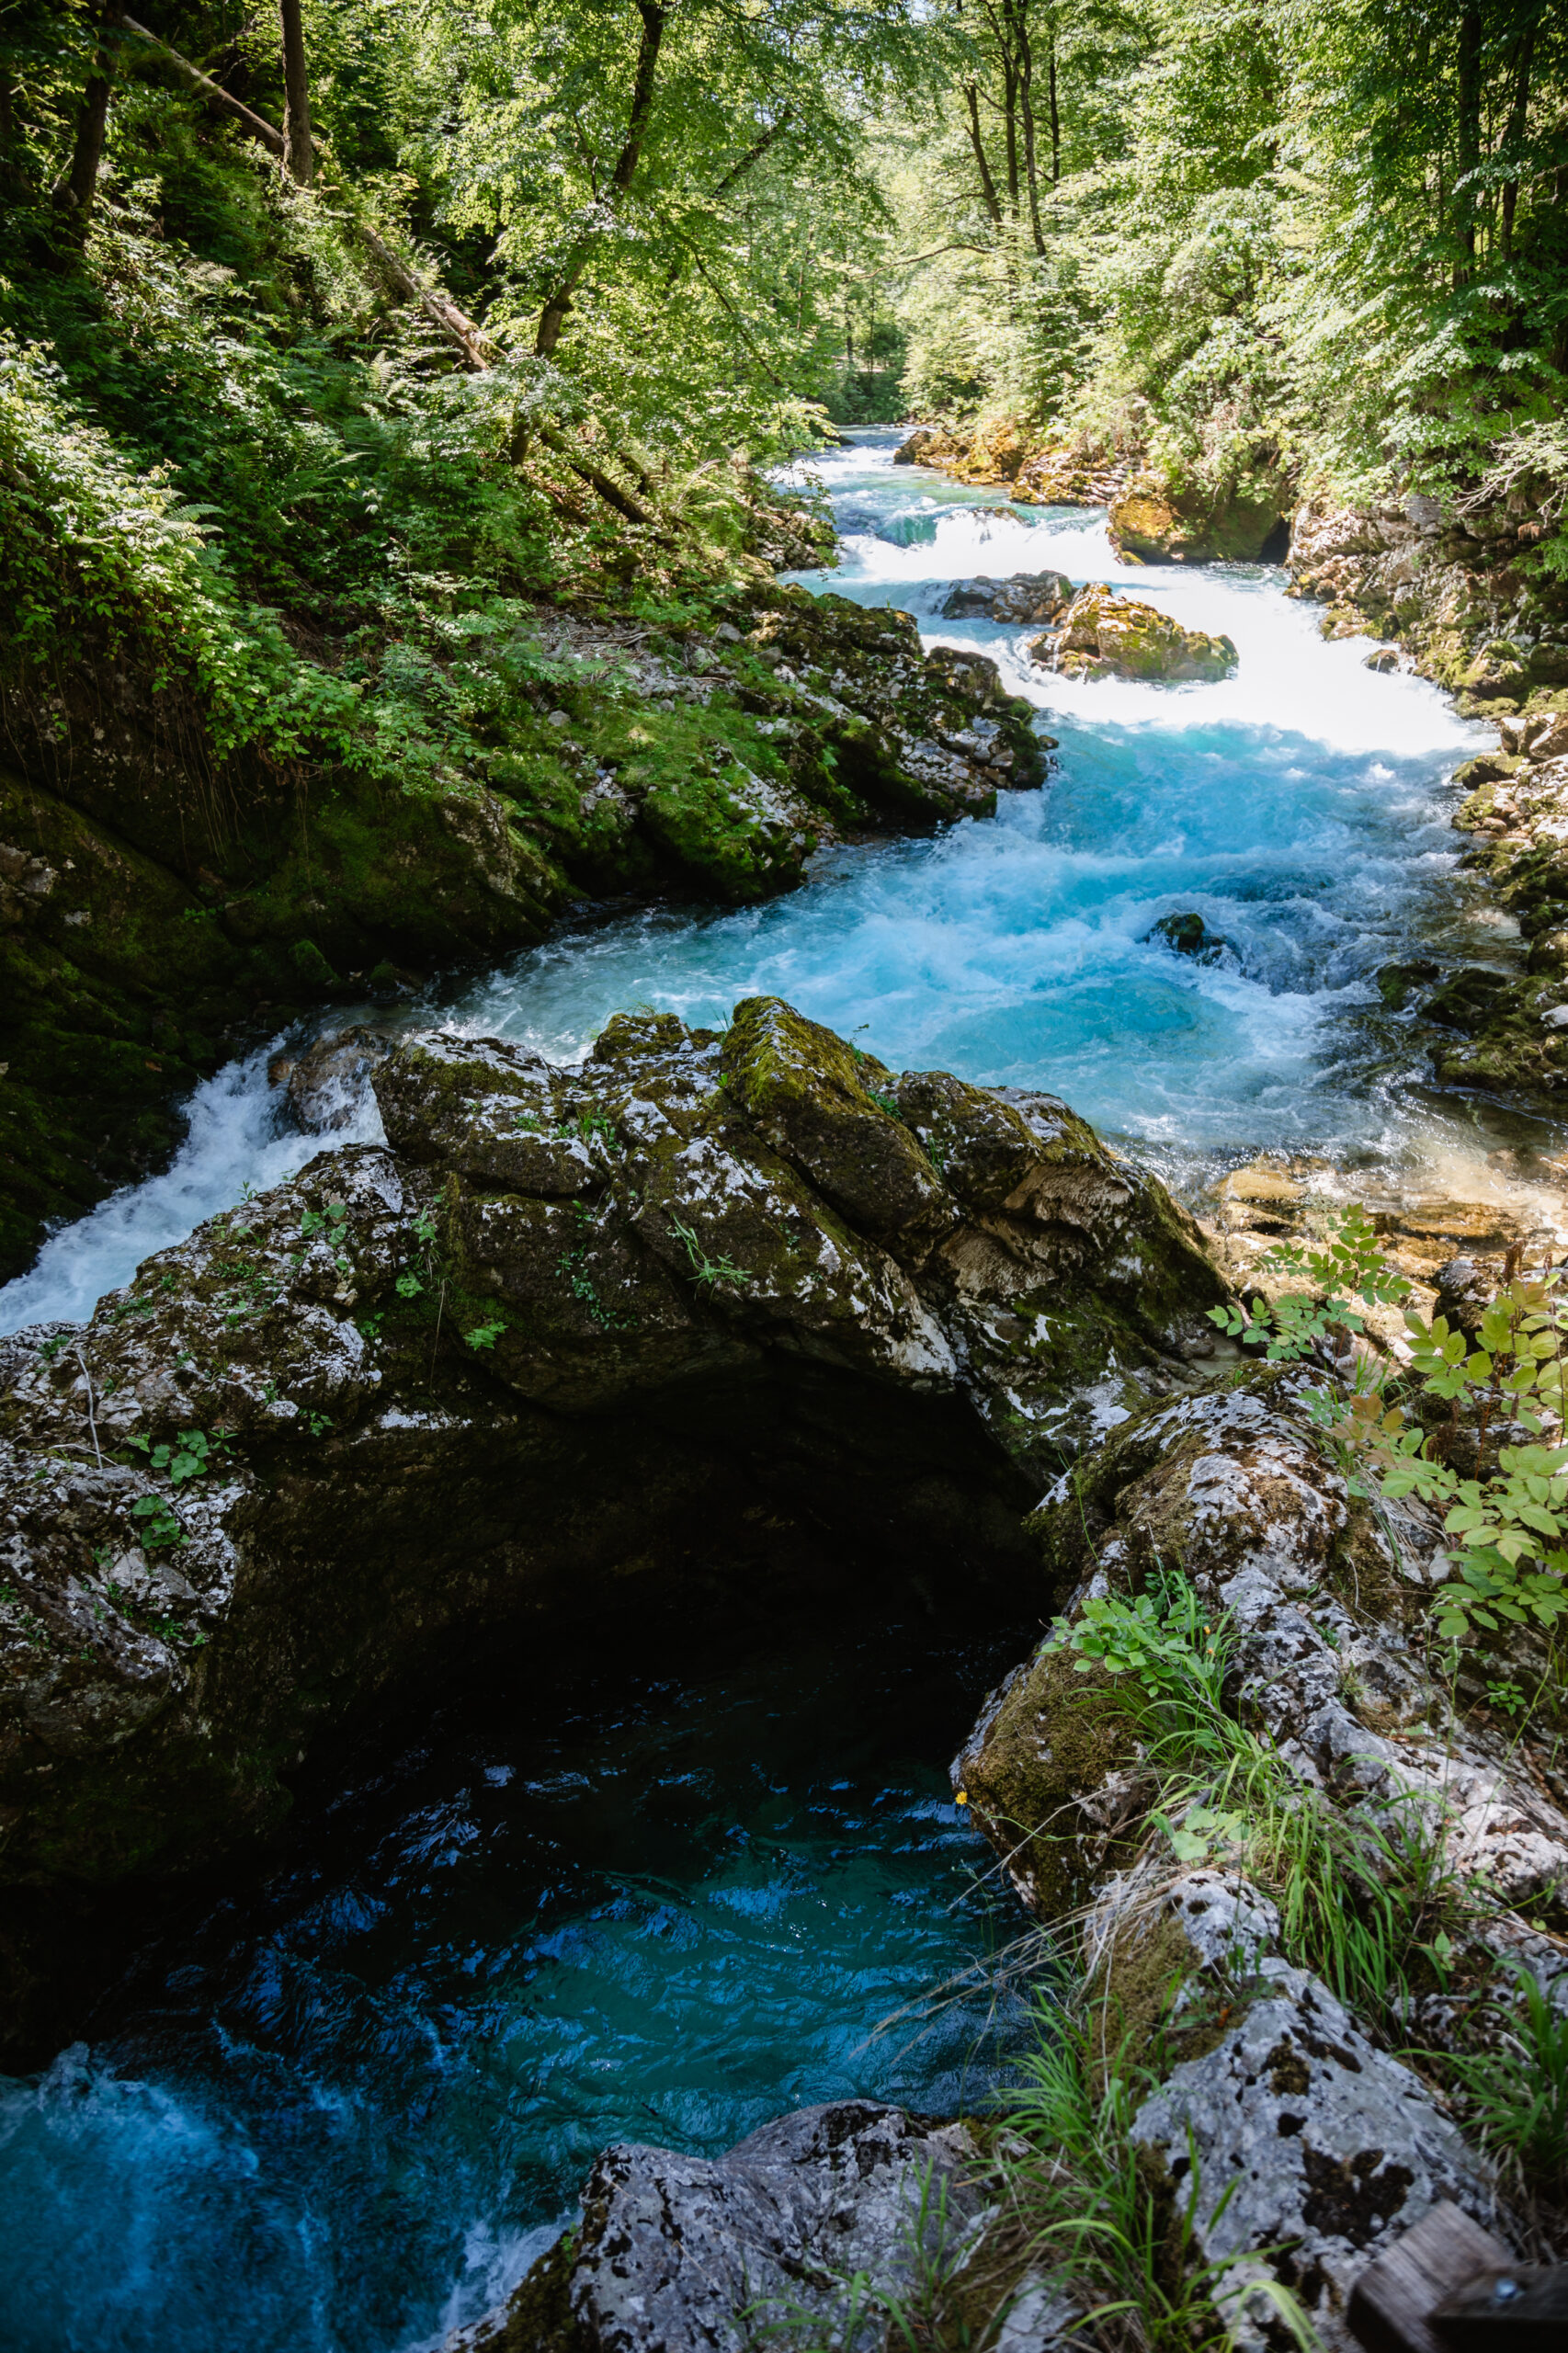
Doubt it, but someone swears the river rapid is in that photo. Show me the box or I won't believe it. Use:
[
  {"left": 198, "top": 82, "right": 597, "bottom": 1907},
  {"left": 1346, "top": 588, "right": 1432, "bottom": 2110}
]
[
  {"left": 0, "top": 430, "right": 1548, "bottom": 1336},
  {"left": 0, "top": 431, "right": 1553, "bottom": 2352}
]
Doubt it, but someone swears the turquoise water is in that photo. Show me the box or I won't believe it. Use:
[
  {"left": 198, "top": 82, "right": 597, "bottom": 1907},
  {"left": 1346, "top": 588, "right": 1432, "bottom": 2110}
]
[
  {"left": 0, "top": 429, "right": 1534, "bottom": 1336},
  {"left": 0, "top": 1614, "right": 1028, "bottom": 2352}
]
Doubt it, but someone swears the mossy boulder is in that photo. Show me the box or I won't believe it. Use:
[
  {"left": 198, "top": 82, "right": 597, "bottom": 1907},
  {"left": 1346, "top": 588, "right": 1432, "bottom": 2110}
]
[
  {"left": 1108, "top": 472, "right": 1287, "bottom": 565},
  {"left": 1030, "top": 585, "right": 1238, "bottom": 683},
  {"left": 0, "top": 580, "right": 1051, "bottom": 1279},
  {"left": 952, "top": 1644, "right": 1143, "bottom": 1916},
  {"left": 0, "top": 999, "right": 1236, "bottom": 2056}
]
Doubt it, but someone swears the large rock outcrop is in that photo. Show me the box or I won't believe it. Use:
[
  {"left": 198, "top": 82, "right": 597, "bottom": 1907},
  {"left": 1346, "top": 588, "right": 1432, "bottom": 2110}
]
[
  {"left": 0, "top": 998, "right": 1227, "bottom": 2059},
  {"left": 951, "top": 1370, "right": 1566, "bottom": 2348},
  {"left": 0, "top": 584, "right": 1048, "bottom": 1281},
  {"left": 1029, "top": 585, "right": 1238, "bottom": 684},
  {"left": 1287, "top": 499, "right": 1568, "bottom": 714},
  {"left": 1108, "top": 471, "right": 1288, "bottom": 565}
]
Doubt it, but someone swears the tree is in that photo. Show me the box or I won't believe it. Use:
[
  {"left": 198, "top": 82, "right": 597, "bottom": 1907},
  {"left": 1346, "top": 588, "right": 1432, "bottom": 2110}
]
[
  {"left": 51, "top": 4, "right": 123, "bottom": 240},
  {"left": 279, "top": 0, "right": 314, "bottom": 187}
]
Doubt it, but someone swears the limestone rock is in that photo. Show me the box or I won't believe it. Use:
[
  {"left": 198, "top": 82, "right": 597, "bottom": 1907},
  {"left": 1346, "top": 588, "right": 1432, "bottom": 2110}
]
[
  {"left": 460, "top": 2103, "right": 982, "bottom": 2353},
  {"left": 0, "top": 1001, "right": 1231, "bottom": 2056},
  {"left": 1108, "top": 473, "right": 1287, "bottom": 565},
  {"left": 1029, "top": 585, "right": 1237, "bottom": 683},
  {"left": 1129, "top": 1950, "right": 1496, "bottom": 2351}
]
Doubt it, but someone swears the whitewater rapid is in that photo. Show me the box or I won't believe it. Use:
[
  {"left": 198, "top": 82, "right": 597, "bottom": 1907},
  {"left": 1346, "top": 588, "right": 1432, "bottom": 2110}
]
[{"left": 0, "top": 428, "right": 1533, "bottom": 1336}]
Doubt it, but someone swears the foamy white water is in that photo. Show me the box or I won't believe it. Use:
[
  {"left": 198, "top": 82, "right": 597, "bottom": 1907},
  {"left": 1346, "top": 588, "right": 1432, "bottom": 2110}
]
[
  {"left": 0, "top": 1045, "right": 385, "bottom": 1331},
  {"left": 1, "top": 426, "right": 1541, "bottom": 1334}
]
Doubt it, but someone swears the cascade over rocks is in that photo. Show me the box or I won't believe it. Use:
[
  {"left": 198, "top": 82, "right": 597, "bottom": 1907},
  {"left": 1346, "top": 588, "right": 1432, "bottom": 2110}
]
[
  {"left": 1029, "top": 584, "right": 1238, "bottom": 683},
  {"left": 0, "top": 998, "right": 1228, "bottom": 2061}
]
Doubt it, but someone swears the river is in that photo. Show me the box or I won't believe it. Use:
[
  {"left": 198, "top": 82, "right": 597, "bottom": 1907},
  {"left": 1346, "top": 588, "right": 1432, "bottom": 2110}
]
[{"left": 0, "top": 430, "right": 1549, "bottom": 2351}]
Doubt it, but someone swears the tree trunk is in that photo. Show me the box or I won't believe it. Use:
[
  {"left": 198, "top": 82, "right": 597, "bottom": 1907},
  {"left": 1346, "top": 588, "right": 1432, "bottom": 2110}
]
[
  {"left": 51, "top": 7, "right": 123, "bottom": 240},
  {"left": 1501, "top": 24, "right": 1535, "bottom": 255},
  {"left": 278, "top": 0, "right": 313, "bottom": 187},
  {"left": 1454, "top": 2, "right": 1482, "bottom": 283},
  {"left": 1048, "top": 33, "right": 1060, "bottom": 186},
  {"left": 119, "top": 18, "right": 494, "bottom": 368},
  {"left": 1014, "top": 6, "right": 1046, "bottom": 255},
  {"left": 535, "top": 0, "right": 667, "bottom": 357},
  {"left": 964, "top": 81, "right": 1006, "bottom": 230}
]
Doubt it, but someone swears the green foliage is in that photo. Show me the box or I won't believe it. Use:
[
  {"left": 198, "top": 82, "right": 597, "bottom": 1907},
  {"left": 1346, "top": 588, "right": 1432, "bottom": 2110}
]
[
  {"left": 1444, "top": 1960, "right": 1568, "bottom": 2195},
  {"left": 125, "top": 1427, "right": 225, "bottom": 1485},
  {"left": 1215, "top": 1212, "right": 1568, "bottom": 1653},
  {"left": 1057, "top": 1572, "right": 1477, "bottom": 2029},
  {"left": 994, "top": 2002, "right": 1316, "bottom": 2352},
  {"left": 667, "top": 1211, "right": 750, "bottom": 1291},
  {"left": 1064, "top": 1574, "right": 1227, "bottom": 1707}
]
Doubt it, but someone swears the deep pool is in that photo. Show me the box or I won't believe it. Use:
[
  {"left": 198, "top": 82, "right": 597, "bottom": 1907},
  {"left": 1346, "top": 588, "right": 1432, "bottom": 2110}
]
[{"left": 0, "top": 1609, "right": 1031, "bottom": 2353}]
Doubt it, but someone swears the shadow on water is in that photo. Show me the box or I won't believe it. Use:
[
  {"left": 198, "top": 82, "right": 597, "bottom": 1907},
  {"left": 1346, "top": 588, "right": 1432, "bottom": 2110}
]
[{"left": 0, "top": 1586, "right": 1039, "bottom": 2353}]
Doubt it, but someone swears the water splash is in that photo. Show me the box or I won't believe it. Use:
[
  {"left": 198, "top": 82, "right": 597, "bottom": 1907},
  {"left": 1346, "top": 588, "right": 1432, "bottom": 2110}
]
[
  {"left": 0, "top": 1043, "right": 385, "bottom": 1334},
  {"left": 0, "top": 426, "right": 1537, "bottom": 1330}
]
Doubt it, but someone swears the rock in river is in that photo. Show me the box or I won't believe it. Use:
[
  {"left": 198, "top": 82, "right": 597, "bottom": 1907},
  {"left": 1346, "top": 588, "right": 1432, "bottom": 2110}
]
[
  {"left": 0, "top": 997, "right": 1231, "bottom": 2058},
  {"left": 1029, "top": 584, "right": 1238, "bottom": 683}
]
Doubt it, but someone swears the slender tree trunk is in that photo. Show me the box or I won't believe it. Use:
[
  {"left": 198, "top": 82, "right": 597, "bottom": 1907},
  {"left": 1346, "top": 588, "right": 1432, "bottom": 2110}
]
[
  {"left": 535, "top": 0, "right": 667, "bottom": 357},
  {"left": 1002, "top": 56, "right": 1020, "bottom": 215},
  {"left": 964, "top": 82, "right": 1006, "bottom": 230},
  {"left": 278, "top": 0, "right": 313, "bottom": 187},
  {"left": 52, "top": 7, "right": 123, "bottom": 240},
  {"left": 1501, "top": 24, "right": 1535, "bottom": 255},
  {"left": 1454, "top": 2, "right": 1482, "bottom": 284},
  {"left": 1048, "top": 32, "right": 1061, "bottom": 186},
  {"left": 1014, "top": 6, "right": 1046, "bottom": 255}
]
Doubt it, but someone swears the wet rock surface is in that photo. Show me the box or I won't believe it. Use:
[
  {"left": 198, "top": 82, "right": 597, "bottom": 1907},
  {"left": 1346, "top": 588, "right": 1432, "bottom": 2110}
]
[
  {"left": 1028, "top": 584, "right": 1238, "bottom": 683},
  {"left": 0, "top": 998, "right": 1227, "bottom": 2058},
  {"left": 0, "top": 575, "right": 1048, "bottom": 1280}
]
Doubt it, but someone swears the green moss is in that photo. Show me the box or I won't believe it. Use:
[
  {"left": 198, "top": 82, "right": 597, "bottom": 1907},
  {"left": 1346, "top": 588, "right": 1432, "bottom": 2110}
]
[
  {"left": 963, "top": 1648, "right": 1142, "bottom": 1915},
  {"left": 472, "top": 2232, "right": 585, "bottom": 2353}
]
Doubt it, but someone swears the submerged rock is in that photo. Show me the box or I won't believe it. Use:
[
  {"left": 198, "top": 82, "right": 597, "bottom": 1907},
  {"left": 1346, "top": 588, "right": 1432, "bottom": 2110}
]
[
  {"left": 0, "top": 998, "right": 1228, "bottom": 2057},
  {"left": 1146, "top": 910, "right": 1233, "bottom": 964},
  {"left": 448, "top": 2102, "right": 982, "bottom": 2353},
  {"left": 1028, "top": 585, "right": 1238, "bottom": 683}
]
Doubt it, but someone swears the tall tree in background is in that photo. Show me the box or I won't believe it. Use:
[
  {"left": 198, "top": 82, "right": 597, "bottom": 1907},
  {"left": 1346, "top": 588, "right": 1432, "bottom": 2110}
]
[
  {"left": 279, "top": 0, "right": 314, "bottom": 186},
  {"left": 51, "top": 4, "right": 122, "bottom": 238}
]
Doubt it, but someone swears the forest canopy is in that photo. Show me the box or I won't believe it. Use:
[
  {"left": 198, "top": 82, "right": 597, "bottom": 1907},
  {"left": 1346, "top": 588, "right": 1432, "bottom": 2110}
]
[{"left": 0, "top": 0, "right": 1562, "bottom": 765}]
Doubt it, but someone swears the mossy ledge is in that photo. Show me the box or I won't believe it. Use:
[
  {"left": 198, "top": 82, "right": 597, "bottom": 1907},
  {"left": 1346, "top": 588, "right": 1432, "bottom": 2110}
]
[{"left": 0, "top": 586, "right": 1051, "bottom": 1280}]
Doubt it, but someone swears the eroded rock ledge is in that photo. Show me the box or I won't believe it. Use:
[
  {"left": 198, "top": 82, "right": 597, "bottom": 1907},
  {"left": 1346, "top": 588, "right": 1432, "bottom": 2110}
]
[
  {"left": 0, "top": 997, "right": 1226, "bottom": 2059},
  {"left": 456, "top": 1370, "right": 1564, "bottom": 2353}
]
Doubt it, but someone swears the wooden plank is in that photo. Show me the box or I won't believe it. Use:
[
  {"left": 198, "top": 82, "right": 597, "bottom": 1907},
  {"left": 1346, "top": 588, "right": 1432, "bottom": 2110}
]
[{"left": 1346, "top": 2201, "right": 1514, "bottom": 2353}]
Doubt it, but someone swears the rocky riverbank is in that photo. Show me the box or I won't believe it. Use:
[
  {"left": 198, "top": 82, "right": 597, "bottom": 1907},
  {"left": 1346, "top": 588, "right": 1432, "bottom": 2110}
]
[
  {"left": 8, "top": 999, "right": 1566, "bottom": 2347},
  {"left": 0, "top": 578, "right": 1049, "bottom": 1281},
  {"left": 0, "top": 998, "right": 1221, "bottom": 2061},
  {"left": 442, "top": 1358, "right": 1568, "bottom": 2353}
]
